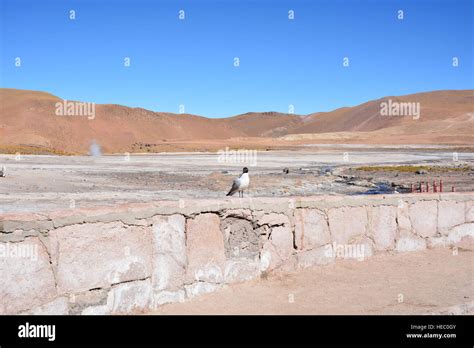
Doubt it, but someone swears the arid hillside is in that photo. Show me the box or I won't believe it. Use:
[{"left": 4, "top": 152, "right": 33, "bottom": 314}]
[
  {"left": 0, "top": 88, "right": 472, "bottom": 153},
  {"left": 295, "top": 90, "right": 473, "bottom": 132}
]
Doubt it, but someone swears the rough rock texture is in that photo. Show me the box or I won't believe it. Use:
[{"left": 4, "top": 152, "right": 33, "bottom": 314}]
[
  {"left": 221, "top": 209, "right": 253, "bottom": 220},
  {"left": 269, "top": 226, "right": 293, "bottom": 260},
  {"left": 0, "top": 237, "right": 57, "bottom": 314},
  {"left": 257, "top": 213, "right": 290, "bottom": 227},
  {"left": 368, "top": 205, "right": 397, "bottom": 251},
  {"left": 259, "top": 241, "right": 283, "bottom": 272},
  {"left": 0, "top": 213, "right": 54, "bottom": 233},
  {"left": 80, "top": 293, "right": 114, "bottom": 315},
  {"left": 328, "top": 206, "right": 368, "bottom": 244},
  {"left": 454, "top": 235, "right": 474, "bottom": 251},
  {"left": 48, "top": 222, "right": 153, "bottom": 294},
  {"left": 297, "top": 245, "right": 335, "bottom": 268},
  {"left": 294, "top": 209, "right": 331, "bottom": 250},
  {"left": 427, "top": 236, "right": 447, "bottom": 249},
  {"left": 109, "top": 279, "right": 152, "bottom": 314},
  {"left": 153, "top": 290, "right": 185, "bottom": 307},
  {"left": 151, "top": 214, "right": 186, "bottom": 291},
  {"left": 224, "top": 259, "right": 260, "bottom": 283},
  {"left": 185, "top": 282, "right": 221, "bottom": 298},
  {"left": 396, "top": 205, "right": 412, "bottom": 236},
  {"left": 220, "top": 217, "right": 259, "bottom": 258},
  {"left": 396, "top": 234, "right": 427, "bottom": 252},
  {"left": 466, "top": 201, "right": 474, "bottom": 222},
  {"left": 438, "top": 201, "right": 465, "bottom": 235},
  {"left": 446, "top": 223, "right": 474, "bottom": 245},
  {"left": 69, "top": 289, "right": 109, "bottom": 315},
  {"left": 409, "top": 201, "right": 437, "bottom": 238},
  {"left": 23, "top": 297, "right": 69, "bottom": 315},
  {"left": 186, "top": 214, "right": 226, "bottom": 283}
]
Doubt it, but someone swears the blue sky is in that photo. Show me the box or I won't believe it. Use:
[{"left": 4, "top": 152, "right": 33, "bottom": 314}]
[{"left": 1, "top": 0, "right": 472, "bottom": 117}]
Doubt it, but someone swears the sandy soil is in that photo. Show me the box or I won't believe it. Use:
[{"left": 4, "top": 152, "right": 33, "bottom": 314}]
[
  {"left": 153, "top": 249, "right": 474, "bottom": 315},
  {"left": 0, "top": 147, "right": 472, "bottom": 213}
]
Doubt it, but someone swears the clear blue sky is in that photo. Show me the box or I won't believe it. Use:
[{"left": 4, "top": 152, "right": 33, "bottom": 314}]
[{"left": 1, "top": 0, "right": 472, "bottom": 117}]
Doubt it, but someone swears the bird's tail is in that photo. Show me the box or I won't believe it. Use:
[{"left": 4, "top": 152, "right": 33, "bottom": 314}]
[{"left": 226, "top": 189, "right": 236, "bottom": 196}]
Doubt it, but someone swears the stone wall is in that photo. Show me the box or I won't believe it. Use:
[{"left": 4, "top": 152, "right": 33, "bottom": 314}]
[{"left": 1, "top": 193, "right": 473, "bottom": 314}]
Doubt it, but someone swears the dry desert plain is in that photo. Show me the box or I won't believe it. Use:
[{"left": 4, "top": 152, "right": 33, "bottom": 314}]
[{"left": 0, "top": 145, "right": 473, "bottom": 213}]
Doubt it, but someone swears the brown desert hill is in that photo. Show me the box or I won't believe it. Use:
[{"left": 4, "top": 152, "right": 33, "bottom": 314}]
[
  {"left": 292, "top": 90, "right": 474, "bottom": 134},
  {"left": 0, "top": 88, "right": 472, "bottom": 154},
  {"left": 224, "top": 111, "right": 304, "bottom": 137},
  {"left": 0, "top": 88, "right": 243, "bottom": 153},
  {"left": 284, "top": 90, "right": 474, "bottom": 145}
]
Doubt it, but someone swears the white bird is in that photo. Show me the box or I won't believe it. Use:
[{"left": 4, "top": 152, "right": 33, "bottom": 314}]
[
  {"left": 0, "top": 166, "right": 5, "bottom": 178},
  {"left": 226, "top": 167, "right": 250, "bottom": 197}
]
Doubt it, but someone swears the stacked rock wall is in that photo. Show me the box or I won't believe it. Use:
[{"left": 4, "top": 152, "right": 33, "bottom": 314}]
[{"left": 1, "top": 193, "right": 473, "bottom": 314}]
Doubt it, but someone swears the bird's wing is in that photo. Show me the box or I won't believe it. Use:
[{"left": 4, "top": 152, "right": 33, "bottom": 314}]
[{"left": 226, "top": 177, "right": 240, "bottom": 196}]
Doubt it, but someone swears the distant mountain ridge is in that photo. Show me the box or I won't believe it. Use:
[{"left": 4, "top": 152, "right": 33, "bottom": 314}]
[{"left": 0, "top": 88, "right": 472, "bottom": 153}]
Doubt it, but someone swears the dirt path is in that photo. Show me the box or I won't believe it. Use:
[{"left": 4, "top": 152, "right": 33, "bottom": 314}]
[{"left": 153, "top": 249, "right": 474, "bottom": 315}]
